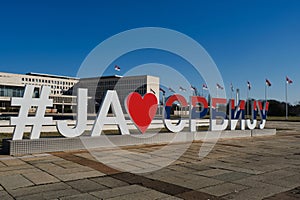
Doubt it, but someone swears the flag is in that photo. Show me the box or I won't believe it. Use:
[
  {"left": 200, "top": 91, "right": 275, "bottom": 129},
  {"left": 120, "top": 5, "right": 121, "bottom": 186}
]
[
  {"left": 190, "top": 85, "right": 196, "bottom": 91},
  {"left": 266, "top": 79, "right": 272, "bottom": 87},
  {"left": 114, "top": 65, "right": 121, "bottom": 71},
  {"left": 286, "top": 76, "right": 293, "bottom": 84},
  {"left": 191, "top": 85, "right": 197, "bottom": 95},
  {"left": 168, "top": 87, "right": 175, "bottom": 93},
  {"left": 216, "top": 83, "right": 224, "bottom": 90},
  {"left": 159, "top": 87, "right": 166, "bottom": 94},
  {"left": 247, "top": 81, "right": 251, "bottom": 90},
  {"left": 179, "top": 86, "right": 187, "bottom": 92},
  {"left": 230, "top": 83, "right": 234, "bottom": 92},
  {"left": 150, "top": 88, "right": 156, "bottom": 94},
  {"left": 202, "top": 84, "right": 208, "bottom": 90}
]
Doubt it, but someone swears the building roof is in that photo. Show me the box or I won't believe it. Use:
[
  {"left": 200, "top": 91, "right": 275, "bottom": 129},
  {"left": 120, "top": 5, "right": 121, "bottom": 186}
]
[
  {"left": 79, "top": 75, "right": 124, "bottom": 80},
  {"left": 26, "top": 72, "right": 79, "bottom": 80}
]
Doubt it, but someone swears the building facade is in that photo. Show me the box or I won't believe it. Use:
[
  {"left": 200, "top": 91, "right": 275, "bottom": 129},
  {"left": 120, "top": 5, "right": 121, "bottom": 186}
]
[
  {"left": 74, "top": 75, "right": 159, "bottom": 113},
  {"left": 0, "top": 72, "right": 79, "bottom": 113},
  {"left": 0, "top": 72, "right": 160, "bottom": 115}
]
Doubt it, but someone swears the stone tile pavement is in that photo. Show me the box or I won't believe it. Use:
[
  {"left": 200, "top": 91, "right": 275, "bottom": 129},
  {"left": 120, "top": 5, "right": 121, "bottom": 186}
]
[{"left": 0, "top": 121, "right": 299, "bottom": 199}]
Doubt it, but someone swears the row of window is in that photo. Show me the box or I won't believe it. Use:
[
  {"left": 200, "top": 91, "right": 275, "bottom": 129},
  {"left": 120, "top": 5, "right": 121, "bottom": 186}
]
[
  {"left": 24, "top": 83, "right": 71, "bottom": 90},
  {"left": 21, "top": 77, "right": 77, "bottom": 86},
  {"left": 0, "top": 86, "right": 24, "bottom": 97}
]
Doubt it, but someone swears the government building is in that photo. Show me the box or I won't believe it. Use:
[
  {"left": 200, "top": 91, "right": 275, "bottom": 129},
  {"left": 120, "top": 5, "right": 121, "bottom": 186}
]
[
  {"left": 74, "top": 75, "right": 159, "bottom": 113},
  {"left": 0, "top": 71, "right": 159, "bottom": 115}
]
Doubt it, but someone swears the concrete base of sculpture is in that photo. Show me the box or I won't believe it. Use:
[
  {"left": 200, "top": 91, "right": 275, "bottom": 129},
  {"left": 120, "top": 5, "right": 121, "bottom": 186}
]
[{"left": 3, "top": 129, "right": 276, "bottom": 156}]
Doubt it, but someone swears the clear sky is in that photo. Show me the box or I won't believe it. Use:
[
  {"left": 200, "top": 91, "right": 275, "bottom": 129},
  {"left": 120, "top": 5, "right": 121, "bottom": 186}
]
[{"left": 0, "top": 0, "right": 300, "bottom": 103}]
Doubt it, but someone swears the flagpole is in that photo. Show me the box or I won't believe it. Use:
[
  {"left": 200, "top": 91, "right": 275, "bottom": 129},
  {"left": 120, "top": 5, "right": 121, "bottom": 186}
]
[
  {"left": 163, "top": 92, "right": 165, "bottom": 117},
  {"left": 265, "top": 83, "right": 267, "bottom": 102},
  {"left": 247, "top": 87, "right": 249, "bottom": 117},
  {"left": 285, "top": 80, "right": 288, "bottom": 120}
]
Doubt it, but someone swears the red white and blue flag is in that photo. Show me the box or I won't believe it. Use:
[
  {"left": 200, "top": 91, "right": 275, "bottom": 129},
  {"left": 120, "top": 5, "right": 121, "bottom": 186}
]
[
  {"left": 286, "top": 76, "right": 293, "bottom": 84},
  {"left": 216, "top": 83, "right": 224, "bottom": 90},
  {"left": 266, "top": 79, "right": 272, "bottom": 87},
  {"left": 114, "top": 65, "right": 121, "bottom": 71},
  {"left": 247, "top": 81, "right": 251, "bottom": 90}
]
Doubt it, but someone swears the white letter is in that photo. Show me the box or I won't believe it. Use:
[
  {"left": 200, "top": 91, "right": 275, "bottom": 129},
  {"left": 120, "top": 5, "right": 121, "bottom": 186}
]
[
  {"left": 210, "top": 98, "right": 228, "bottom": 131},
  {"left": 91, "top": 90, "right": 129, "bottom": 136},
  {"left": 57, "top": 88, "right": 88, "bottom": 138}
]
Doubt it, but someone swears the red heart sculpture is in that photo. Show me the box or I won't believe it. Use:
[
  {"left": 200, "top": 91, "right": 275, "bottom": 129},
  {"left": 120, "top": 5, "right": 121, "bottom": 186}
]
[{"left": 126, "top": 92, "right": 158, "bottom": 133}]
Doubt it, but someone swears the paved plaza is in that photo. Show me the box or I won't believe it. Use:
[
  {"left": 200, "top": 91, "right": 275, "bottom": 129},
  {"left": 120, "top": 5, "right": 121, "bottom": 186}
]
[{"left": 0, "top": 121, "right": 300, "bottom": 199}]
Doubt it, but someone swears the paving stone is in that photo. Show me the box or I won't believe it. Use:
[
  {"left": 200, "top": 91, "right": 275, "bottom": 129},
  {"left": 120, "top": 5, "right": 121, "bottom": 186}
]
[
  {"left": 123, "top": 160, "right": 159, "bottom": 169},
  {"left": 53, "top": 166, "right": 97, "bottom": 174},
  {"left": 0, "top": 168, "right": 39, "bottom": 177},
  {"left": 176, "top": 190, "right": 220, "bottom": 200},
  {"left": 179, "top": 163, "right": 211, "bottom": 171},
  {"left": 89, "top": 155, "right": 131, "bottom": 164},
  {"left": 56, "top": 170, "right": 105, "bottom": 181},
  {"left": 106, "top": 189, "right": 170, "bottom": 200},
  {"left": 16, "top": 188, "right": 81, "bottom": 200},
  {"left": 222, "top": 184, "right": 289, "bottom": 200},
  {"left": 52, "top": 152, "right": 120, "bottom": 175},
  {"left": 110, "top": 162, "right": 142, "bottom": 172},
  {"left": 26, "top": 156, "right": 64, "bottom": 164},
  {"left": 213, "top": 171, "right": 252, "bottom": 182},
  {"left": 196, "top": 168, "right": 232, "bottom": 177},
  {"left": 0, "top": 158, "right": 27, "bottom": 166},
  {"left": 18, "top": 154, "right": 50, "bottom": 161},
  {"left": 0, "top": 165, "right": 34, "bottom": 173},
  {"left": 264, "top": 186, "right": 300, "bottom": 200},
  {"left": 209, "top": 163, "right": 264, "bottom": 175},
  {"left": 8, "top": 182, "right": 71, "bottom": 198},
  {"left": 66, "top": 179, "right": 108, "bottom": 192},
  {"left": 0, "top": 174, "right": 33, "bottom": 190},
  {"left": 22, "top": 171, "right": 60, "bottom": 185},
  {"left": 90, "top": 176, "right": 129, "bottom": 188},
  {"left": 263, "top": 173, "right": 300, "bottom": 189},
  {"left": 111, "top": 172, "right": 191, "bottom": 195},
  {"left": 60, "top": 193, "right": 99, "bottom": 200},
  {"left": 168, "top": 175, "right": 223, "bottom": 190},
  {"left": 159, "top": 196, "right": 184, "bottom": 200},
  {"left": 52, "top": 160, "right": 84, "bottom": 169},
  {"left": 90, "top": 184, "right": 148, "bottom": 199},
  {"left": 199, "top": 182, "right": 249, "bottom": 196},
  {"left": 34, "top": 162, "right": 65, "bottom": 172},
  {"left": 0, "top": 190, "right": 14, "bottom": 200},
  {"left": 167, "top": 165, "right": 199, "bottom": 174}
]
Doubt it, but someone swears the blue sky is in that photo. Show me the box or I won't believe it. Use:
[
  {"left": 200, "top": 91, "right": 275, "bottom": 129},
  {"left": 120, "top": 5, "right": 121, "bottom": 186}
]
[{"left": 0, "top": 0, "right": 300, "bottom": 103}]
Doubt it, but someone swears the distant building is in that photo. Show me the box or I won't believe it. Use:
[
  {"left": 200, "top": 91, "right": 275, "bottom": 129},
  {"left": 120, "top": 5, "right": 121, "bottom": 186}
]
[
  {"left": 74, "top": 75, "right": 159, "bottom": 113},
  {"left": 0, "top": 72, "right": 78, "bottom": 113},
  {"left": 0, "top": 72, "right": 160, "bottom": 115}
]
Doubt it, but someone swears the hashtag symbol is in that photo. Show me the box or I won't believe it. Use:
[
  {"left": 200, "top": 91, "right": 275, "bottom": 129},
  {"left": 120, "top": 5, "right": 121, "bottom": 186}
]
[{"left": 10, "top": 85, "right": 53, "bottom": 140}]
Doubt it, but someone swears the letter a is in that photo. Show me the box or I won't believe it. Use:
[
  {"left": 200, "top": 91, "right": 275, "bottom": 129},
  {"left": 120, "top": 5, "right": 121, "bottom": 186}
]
[{"left": 91, "top": 90, "right": 129, "bottom": 136}]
